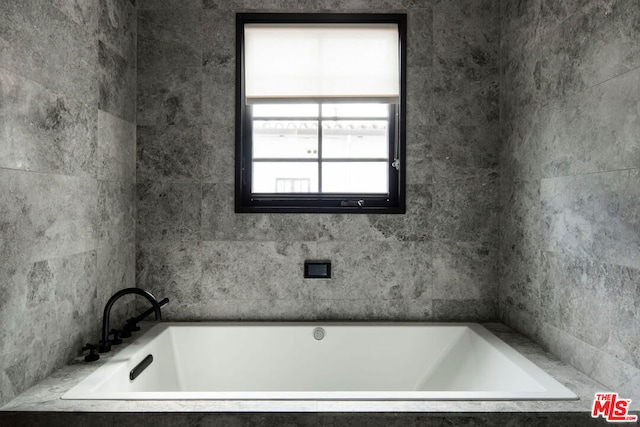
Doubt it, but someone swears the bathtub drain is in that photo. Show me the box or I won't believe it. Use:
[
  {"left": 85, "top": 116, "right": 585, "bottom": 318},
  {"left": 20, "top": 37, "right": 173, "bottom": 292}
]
[{"left": 313, "top": 327, "right": 325, "bottom": 340}]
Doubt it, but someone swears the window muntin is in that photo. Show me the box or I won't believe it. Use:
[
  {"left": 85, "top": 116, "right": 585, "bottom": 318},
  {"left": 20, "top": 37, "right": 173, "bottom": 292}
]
[
  {"left": 250, "top": 102, "right": 391, "bottom": 195},
  {"left": 252, "top": 120, "right": 318, "bottom": 159},
  {"left": 322, "top": 121, "right": 389, "bottom": 159},
  {"left": 236, "top": 14, "right": 406, "bottom": 213}
]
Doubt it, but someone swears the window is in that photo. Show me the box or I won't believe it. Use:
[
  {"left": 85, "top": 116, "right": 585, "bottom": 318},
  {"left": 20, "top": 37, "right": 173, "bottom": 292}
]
[{"left": 236, "top": 13, "right": 406, "bottom": 213}]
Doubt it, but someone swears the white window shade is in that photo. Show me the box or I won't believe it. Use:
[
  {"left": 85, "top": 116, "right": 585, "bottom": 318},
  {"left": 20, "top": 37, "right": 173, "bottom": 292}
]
[{"left": 244, "top": 23, "right": 400, "bottom": 103}]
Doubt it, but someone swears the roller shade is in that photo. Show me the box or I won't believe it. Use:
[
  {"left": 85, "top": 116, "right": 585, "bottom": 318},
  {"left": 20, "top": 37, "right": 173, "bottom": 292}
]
[{"left": 244, "top": 23, "right": 400, "bottom": 103}]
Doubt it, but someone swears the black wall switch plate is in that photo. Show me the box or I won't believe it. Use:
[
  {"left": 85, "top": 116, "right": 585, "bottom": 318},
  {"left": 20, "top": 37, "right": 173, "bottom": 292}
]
[{"left": 304, "top": 260, "right": 331, "bottom": 279}]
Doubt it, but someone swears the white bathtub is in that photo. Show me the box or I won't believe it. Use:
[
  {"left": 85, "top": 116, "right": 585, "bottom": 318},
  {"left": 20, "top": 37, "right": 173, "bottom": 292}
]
[{"left": 62, "top": 322, "right": 577, "bottom": 401}]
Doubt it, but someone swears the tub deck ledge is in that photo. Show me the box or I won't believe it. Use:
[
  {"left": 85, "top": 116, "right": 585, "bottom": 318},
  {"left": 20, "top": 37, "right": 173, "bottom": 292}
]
[{"left": 0, "top": 323, "right": 632, "bottom": 426}]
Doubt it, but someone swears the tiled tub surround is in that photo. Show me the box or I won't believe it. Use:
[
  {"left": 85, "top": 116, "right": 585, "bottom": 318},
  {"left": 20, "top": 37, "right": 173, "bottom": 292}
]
[
  {"left": 0, "top": 0, "right": 137, "bottom": 406},
  {"left": 499, "top": 0, "right": 640, "bottom": 403},
  {"left": 0, "top": 323, "right": 626, "bottom": 426}
]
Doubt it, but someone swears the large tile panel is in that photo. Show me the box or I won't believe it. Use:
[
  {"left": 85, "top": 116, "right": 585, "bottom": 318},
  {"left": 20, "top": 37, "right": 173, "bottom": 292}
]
[
  {"left": 432, "top": 64, "right": 499, "bottom": 126},
  {"left": 433, "top": 239, "right": 498, "bottom": 300},
  {"left": 200, "top": 241, "right": 314, "bottom": 300},
  {"left": 97, "top": 240, "right": 136, "bottom": 326},
  {"left": 433, "top": 0, "right": 499, "bottom": 69},
  {"left": 202, "top": 123, "right": 234, "bottom": 184},
  {"left": 432, "top": 299, "right": 497, "bottom": 321},
  {"left": 539, "top": 68, "right": 640, "bottom": 178},
  {"left": 137, "top": 182, "right": 202, "bottom": 240},
  {"left": 407, "top": 7, "right": 433, "bottom": 68},
  {"left": 52, "top": 0, "right": 99, "bottom": 28},
  {"left": 137, "top": 125, "right": 203, "bottom": 183},
  {"left": 0, "top": 1, "right": 98, "bottom": 105},
  {"left": 538, "top": 321, "right": 640, "bottom": 402},
  {"left": 312, "top": 241, "right": 432, "bottom": 301},
  {"left": 432, "top": 124, "right": 499, "bottom": 179},
  {"left": 0, "top": 169, "right": 99, "bottom": 261},
  {"left": 539, "top": 0, "right": 640, "bottom": 100},
  {"left": 498, "top": 179, "right": 543, "bottom": 325},
  {"left": 137, "top": 8, "right": 202, "bottom": 72},
  {"left": 541, "top": 170, "right": 640, "bottom": 269},
  {"left": 98, "top": 180, "right": 135, "bottom": 243},
  {"left": 136, "top": 239, "right": 203, "bottom": 308},
  {"left": 541, "top": 252, "right": 640, "bottom": 369},
  {"left": 433, "top": 172, "right": 499, "bottom": 243},
  {"left": 0, "top": 68, "right": 97, "bottom": 178},
  {"left": 316, "top": 298, "right": 433, "bottom": 321},
  {"left": 0, "top": 250, "right": 98, "bottom": 405},
  {"left": 99, "top": 0, "right": 137, "bottom": 63},
  {"left": 137, "top": 67, "right": 202, "bottom": 127},
  {"left": 99, "top": 40, "right": 136, "bottom": 122},
  {"left": 97, "top": 110, "right": 136, "bottom": 182}
]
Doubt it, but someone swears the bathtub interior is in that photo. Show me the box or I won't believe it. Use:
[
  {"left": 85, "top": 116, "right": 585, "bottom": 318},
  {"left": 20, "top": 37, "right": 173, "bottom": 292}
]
[{"left": 62, "top": 323, "right": 578, "bottom": 400}]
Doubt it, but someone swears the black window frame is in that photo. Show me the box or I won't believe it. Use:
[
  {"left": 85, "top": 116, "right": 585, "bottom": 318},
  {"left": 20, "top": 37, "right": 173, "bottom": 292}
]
[{"left": 235, "top": 13, "right": 407, "bottom": 214}]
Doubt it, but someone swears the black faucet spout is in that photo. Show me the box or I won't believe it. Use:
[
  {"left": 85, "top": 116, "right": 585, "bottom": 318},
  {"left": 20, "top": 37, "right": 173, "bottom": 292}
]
[{"left": 99, "top": 288, "right": 163, "bottom": 353}]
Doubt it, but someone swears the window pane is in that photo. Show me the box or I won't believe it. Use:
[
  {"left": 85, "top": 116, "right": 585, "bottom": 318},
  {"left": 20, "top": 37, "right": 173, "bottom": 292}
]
[
  {"left": 253, "top": 104, "right": 319, "bottom": 118},
  {"left": 253, "top": 121, "right": 318, "bottom": 159},
  {"left": 322, "top": 103, "right": 388, "bottom": 118},
  {"left": 322, "top": 162, "right": 388, "bottom": 193},
  {"left": 322, "top": 120, "right": 388, "bottom": 159},
  {"left": 253, "top": 162, "right": 319, "bottom": 193}
]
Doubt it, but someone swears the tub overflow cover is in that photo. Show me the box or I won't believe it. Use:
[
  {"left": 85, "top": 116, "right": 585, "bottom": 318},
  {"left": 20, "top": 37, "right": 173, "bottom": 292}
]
[{"left": 313, "top": 327, "right": 325, "bottom": 341}]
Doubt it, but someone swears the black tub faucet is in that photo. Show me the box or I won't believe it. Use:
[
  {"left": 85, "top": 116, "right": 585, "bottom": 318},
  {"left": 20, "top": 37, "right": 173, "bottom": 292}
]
[{"left": 99, "top": 288, "right": 163, "bottom": 353}]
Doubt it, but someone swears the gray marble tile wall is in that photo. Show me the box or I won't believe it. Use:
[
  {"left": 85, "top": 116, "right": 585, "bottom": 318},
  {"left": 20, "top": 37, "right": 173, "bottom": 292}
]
[
  {"left": 136, "top": 0, "right": 500, "bottom": 322},
  {"left": 0, "top": 0, "right": 137, "bottom": 407},
  {"left": 499, "top": 0, "right": 640, "bottom": 401}
]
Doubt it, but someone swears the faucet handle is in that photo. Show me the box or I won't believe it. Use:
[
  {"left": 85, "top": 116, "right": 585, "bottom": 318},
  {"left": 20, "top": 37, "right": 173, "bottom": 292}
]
[
  {"left": 109, "top": 329, "right": 123, "bottom": 345},
  {"left": 98, "top": 339, "right": 111, "bottom": 353},
  {"left": 123, "top": 318, "right": 141, "bottom": 332},
  {"left": 118, "top": 328, "right": 132, "bottom": 338},
  {"left": 82, "top": 343, "right": 100, "bottom": 362}
]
